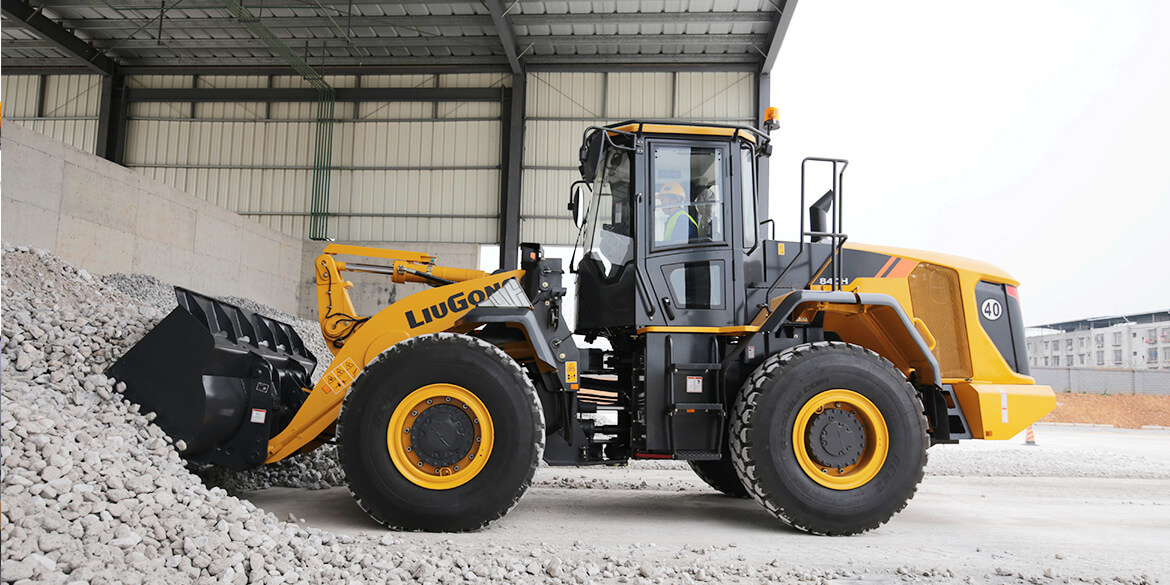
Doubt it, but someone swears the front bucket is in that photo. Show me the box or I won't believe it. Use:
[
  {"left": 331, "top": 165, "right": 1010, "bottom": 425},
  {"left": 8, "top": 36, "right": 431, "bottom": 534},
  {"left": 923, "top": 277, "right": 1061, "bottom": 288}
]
[{"left": 107, "top": 287, "right": 317, "bottom": 470}]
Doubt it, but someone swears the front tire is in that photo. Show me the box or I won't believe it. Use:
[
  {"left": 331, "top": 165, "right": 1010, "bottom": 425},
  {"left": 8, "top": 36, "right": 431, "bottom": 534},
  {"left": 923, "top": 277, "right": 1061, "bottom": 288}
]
[
  {"left": 338, "top": 333, "right": 544, "bottom": 531},
  {"left": 730, "top": 342, "right": 928, "bottom": 535}
]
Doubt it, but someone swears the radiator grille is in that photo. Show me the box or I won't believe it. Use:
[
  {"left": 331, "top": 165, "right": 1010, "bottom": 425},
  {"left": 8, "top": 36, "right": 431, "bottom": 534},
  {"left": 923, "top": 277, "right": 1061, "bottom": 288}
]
[{"left": 908, "top": 263, "right": 972, "bottom": 378}]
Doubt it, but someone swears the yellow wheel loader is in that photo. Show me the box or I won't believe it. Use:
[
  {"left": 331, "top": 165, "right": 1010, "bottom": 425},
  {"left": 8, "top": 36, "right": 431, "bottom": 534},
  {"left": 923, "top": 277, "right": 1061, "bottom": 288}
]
[{"left": 109, "top": 118, "right": 1056, "bottom": 535}]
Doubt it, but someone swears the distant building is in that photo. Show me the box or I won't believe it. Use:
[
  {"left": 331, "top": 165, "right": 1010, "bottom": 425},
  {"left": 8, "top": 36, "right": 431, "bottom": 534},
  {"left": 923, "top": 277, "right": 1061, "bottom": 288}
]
[{"left": 1026, "top": 311, "right": 1170, "bottom": 370}]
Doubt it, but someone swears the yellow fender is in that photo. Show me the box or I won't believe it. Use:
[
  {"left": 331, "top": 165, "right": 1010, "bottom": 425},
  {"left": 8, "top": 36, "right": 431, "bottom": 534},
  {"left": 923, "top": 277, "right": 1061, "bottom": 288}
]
[{"left": 265, "top": 269, "right": 524, "bottom": 462}]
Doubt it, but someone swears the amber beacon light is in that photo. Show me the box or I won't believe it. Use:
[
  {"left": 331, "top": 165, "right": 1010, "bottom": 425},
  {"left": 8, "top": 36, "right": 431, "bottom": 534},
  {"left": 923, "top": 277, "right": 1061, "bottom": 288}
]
[{"left": 763, "top": 106, "right": 780, "bottom": 132}]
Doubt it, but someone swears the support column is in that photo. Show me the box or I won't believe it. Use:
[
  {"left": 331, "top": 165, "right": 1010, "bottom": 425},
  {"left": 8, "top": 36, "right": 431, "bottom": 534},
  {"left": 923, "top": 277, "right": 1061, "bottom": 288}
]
[
  {"left": 96, "top": 73, "right": 128, "bottom": 164},
  {"left": 498, "top": 73, "right": 526, "bottom": 270}
]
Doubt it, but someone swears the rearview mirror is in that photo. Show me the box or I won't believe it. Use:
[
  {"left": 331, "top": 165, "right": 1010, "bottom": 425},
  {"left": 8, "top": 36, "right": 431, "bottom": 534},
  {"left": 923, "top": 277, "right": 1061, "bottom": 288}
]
[
  {"left": 568, "top": 180, "right": 591, "bottom": 228},
  {"left": 578, "top": 131, "right": 603, "bottom": 183}
]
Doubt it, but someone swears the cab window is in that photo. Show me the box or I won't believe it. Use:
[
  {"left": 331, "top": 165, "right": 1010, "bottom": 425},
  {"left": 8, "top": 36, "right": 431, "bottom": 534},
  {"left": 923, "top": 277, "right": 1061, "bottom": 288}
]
[{"left": 651, "top": 145, "right": 725, "bottom": 248}]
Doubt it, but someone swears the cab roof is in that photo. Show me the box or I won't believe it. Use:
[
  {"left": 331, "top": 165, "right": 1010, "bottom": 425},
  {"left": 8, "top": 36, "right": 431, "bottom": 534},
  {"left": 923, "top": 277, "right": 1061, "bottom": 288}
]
[{"left": 607, "top": 120, "right": 768, "bottom": 146}]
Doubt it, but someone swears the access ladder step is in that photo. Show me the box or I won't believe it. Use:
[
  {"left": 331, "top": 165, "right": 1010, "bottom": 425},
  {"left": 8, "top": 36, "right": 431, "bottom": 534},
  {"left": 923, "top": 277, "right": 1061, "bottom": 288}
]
[
  {"left": 674, "top": 450, "right": 722, "bottom": 461},
  {"left": 940, "top": 386, "right": 973, "bottom": 440},
  {"left": 670, "top": 362, "right": 721, "bottom": 372},
  {"left": 668, "top": 402, "right": 724, "bottom": 415}
]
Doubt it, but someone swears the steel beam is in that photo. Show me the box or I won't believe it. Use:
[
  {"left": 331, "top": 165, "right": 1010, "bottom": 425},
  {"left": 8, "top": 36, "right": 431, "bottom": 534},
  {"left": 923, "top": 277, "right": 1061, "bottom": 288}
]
[
  {"left": 36, "top": 0, "right": 483, "bottom": 6},
  {"left": 2, "top": 51, "right": 762, "bottom": 70},
  {"left": 59, "top": 15, "right": 497, "bottom": 30},
  {"left": 760, "top": 0, "right": 798, "bottom": 74},
  {"left": 53, "top": 11, "right": 771, "bottom": 31},
  {"left": 0, "top": 64, "right": 99, "bottom": 74},
  {"left": 484, "top": 0, "right": 524, "bottom": 74},
  {"left": 524, "top": 53, "right": 759, "bottom": 65},
  {"left": 45, "top": 35, "right": 504, "bottom": 51},
  {"left": 498, "top": 73, "right": 525, "bottom": 270},
  {"left": 114, "top": 64, "right": 512, "bottom": 75},
  {"left": 8, "top": 33, "right": 768, "bottom": 53},
  {"left": 527, "top": 34, "right": 767, "bottom": 47},
  {"left": 525, "top": 62, "right": 760, "bottom": 73},
  {"left": 122, "top": 86, "right": 505, "bottom": 102},
  {"left": 1, "top": 0, "right": 117, "bottom": 75},
  {"left": 514, "top": 11, "right": 772, "bottom": 25}
]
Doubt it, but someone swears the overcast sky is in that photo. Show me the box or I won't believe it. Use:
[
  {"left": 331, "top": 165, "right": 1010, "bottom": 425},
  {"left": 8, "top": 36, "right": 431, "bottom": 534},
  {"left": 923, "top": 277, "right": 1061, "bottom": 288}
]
[{"left": 767, "top": 0, "right": 1170, "bottom": 326}]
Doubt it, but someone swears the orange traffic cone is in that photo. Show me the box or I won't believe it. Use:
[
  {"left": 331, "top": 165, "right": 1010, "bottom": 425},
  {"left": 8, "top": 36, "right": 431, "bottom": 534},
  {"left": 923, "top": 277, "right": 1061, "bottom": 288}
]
[{"left": 1024, "top": 425, "right": 1036, "bottom": 446}]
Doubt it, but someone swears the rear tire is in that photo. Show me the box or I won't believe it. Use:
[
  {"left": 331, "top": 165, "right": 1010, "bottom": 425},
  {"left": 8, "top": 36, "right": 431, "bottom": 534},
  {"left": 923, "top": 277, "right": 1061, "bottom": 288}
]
[
  {"left": 688, "top": 455, "right": 749, "bottom": 498},
  {"left": 338, "top": 333, "right": 544, "bottom": 531},
  {"left": 730, "top": 342, "right": 927, "bottom": 535}
]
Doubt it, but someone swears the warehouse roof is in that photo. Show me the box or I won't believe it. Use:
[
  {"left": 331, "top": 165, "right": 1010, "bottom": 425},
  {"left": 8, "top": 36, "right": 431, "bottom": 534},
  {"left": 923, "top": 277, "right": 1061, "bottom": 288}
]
[{"left": 1, "top": 0, "right": 797, "bottom": 75}]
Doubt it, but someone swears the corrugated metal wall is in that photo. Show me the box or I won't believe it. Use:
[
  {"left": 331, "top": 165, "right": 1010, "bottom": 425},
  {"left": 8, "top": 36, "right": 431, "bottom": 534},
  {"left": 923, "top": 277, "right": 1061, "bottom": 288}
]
[
  {"left": 3, "top": 70, "right": 754, "bottom": 247},
  {"left": 1, "top": 74, "right": 102, "bottom": 153},
  {"left": 125, "top": 72, "right": 509, "bottom": 242},
  {"left": 522, "top": 71, "right": 755, "bottom": 245}
]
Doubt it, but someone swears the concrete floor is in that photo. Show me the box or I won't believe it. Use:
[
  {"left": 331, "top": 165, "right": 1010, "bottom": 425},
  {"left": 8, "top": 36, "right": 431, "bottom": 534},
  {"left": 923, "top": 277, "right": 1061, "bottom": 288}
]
[{"left": 240, "top": 427, "right": 1170, "bottom": 582}]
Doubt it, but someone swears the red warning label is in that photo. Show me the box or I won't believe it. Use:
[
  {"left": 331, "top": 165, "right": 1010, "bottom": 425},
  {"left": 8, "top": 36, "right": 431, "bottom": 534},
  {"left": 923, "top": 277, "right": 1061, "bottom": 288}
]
[{"left": 686, "top": 376, "right": 703, "bottom": 394}]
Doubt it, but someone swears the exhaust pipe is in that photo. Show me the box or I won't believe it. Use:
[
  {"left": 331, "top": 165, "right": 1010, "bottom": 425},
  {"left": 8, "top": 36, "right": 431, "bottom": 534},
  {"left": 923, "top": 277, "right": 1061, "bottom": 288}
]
[{"left": 107, "top": 287, "right": 317, "bottom": 470}]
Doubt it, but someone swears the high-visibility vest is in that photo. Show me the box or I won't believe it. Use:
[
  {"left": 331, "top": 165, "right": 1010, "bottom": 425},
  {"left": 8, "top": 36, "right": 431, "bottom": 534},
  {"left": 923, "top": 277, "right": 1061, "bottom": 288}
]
[{"left": 665, "top": 209, "right": 699, "bottom": 242}]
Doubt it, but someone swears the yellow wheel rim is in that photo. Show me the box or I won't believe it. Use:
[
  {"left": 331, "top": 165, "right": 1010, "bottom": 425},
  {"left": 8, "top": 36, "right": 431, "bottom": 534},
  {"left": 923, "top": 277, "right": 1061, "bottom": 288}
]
[
  {"left": 387, "top": 383, "right": 494, "bottom": 490},
  {"left": 792, "top": 389, "right": 888, "bottom": 491}
]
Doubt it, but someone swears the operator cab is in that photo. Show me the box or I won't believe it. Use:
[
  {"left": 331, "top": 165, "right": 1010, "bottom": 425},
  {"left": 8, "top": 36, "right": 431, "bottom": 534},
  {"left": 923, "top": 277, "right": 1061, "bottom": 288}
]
[{"left": 571, "top": 122, "right": 770, "bottom": 334}]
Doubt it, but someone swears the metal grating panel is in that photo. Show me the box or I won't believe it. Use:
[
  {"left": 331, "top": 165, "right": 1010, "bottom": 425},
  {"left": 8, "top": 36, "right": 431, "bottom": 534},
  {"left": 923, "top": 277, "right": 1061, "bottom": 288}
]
[{"left": 909, "top": 263, "right": 974, "bottom": 378}]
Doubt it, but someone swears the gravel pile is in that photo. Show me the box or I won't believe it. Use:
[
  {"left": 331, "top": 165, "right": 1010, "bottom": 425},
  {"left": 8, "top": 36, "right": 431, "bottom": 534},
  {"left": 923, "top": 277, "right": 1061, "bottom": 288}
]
[{"left": 3, "top": 245, "right": 868, "bottom": 585}]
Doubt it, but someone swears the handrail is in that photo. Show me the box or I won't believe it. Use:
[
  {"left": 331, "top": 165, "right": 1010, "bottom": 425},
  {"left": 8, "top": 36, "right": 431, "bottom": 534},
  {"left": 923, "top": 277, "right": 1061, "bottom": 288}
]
[{"left": 761, "top": 157, "right": 849, "bottom": 312}]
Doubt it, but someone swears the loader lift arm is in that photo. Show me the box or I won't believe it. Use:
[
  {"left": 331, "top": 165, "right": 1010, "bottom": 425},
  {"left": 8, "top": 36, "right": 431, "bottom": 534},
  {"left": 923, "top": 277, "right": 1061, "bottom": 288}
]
[
  {"left": 264, "top": 244, "right": 523, "bottom": 463},
  {"left": 314, "top": 244, "right": 491, "bottom": 353}
]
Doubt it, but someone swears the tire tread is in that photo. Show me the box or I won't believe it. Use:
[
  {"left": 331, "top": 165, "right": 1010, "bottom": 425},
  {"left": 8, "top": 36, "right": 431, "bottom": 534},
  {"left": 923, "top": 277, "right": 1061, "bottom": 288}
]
[
  {"left": 729, "top": 341, "right": 928, "bottom": 535},
  {"left": 336, "top": 332, "right": 545, "bottom": 532}
]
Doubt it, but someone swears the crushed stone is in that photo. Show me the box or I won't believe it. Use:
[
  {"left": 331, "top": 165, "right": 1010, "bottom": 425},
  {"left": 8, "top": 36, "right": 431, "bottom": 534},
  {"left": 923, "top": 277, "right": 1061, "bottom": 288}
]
[
  {"left": 3, "top": 244, "right": 1162, "bottom": 585},
  {"left": 0, "top": 245, "right": 853, "bottom": 585}
]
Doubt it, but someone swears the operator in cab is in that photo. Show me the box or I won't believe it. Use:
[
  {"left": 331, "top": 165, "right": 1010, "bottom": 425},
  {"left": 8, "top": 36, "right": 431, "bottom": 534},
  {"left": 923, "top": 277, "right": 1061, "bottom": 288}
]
[{"left": 655, "top": 181, "right": 698, "bottom": 245}]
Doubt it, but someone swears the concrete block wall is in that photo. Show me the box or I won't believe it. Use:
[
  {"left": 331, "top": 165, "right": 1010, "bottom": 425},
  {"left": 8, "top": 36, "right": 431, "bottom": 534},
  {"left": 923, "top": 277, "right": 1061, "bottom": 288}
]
[
  {"left": 298, "top": 241, "right": 480, "bottom": 320},
  {"left": 1032, "top": 367, "right": 1170, "bottom": 396},
  {"left": 1, "top": 121, "right": 303, "bottom": 314}
]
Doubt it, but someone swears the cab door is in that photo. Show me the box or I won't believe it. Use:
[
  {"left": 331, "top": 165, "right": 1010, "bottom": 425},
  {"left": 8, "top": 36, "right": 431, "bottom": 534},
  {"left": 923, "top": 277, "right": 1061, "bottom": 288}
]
[{"left": 638, "top": 140, "right": 735, "bottom": 328}]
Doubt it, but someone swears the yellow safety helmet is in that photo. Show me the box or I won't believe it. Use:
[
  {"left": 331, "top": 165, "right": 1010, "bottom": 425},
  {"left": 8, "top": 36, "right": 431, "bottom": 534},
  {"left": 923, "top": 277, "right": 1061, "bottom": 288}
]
[{"left": 656, "top": 182, "right": 685, "bottom": 200}]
